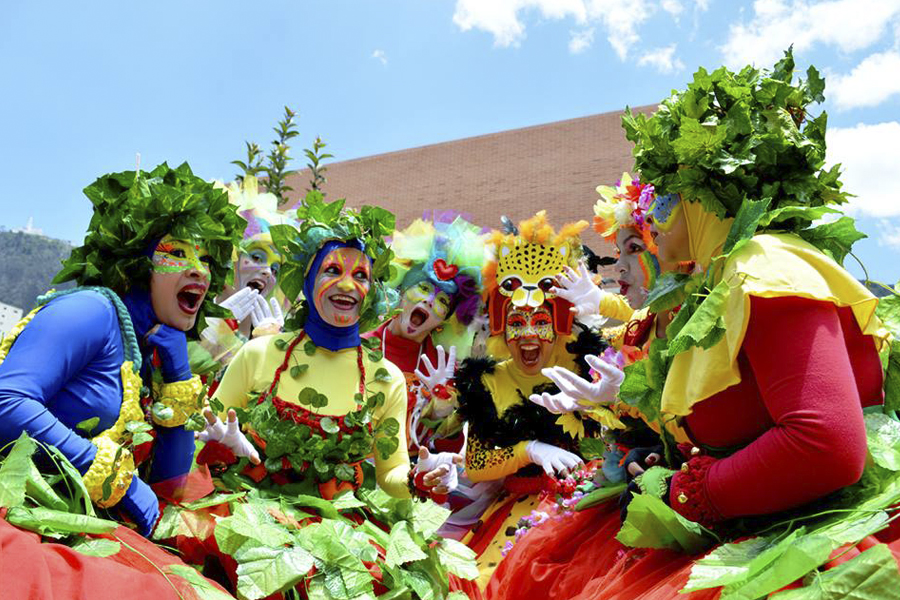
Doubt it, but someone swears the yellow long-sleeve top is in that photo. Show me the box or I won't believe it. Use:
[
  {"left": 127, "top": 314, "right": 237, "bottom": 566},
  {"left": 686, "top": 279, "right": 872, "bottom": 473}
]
[
  {"left": 212, "top": 331, "right": 411, "bottom": 498},
  {"left": 463, "top": 360, "right": 560, "bottom": 483}
]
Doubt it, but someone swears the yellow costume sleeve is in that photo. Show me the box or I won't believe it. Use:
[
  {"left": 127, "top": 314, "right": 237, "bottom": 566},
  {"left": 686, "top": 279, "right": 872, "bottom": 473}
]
[
  {"left": 598, "top": 293, "right": 635, "bottom": 322},
  {"left": 465, "top": 433, "right": 530, "bottom": 482},
  {"left": 211, "top": 335, "right": 268, "bottom": 413},
  {"left": 372, "top": 360, "right": 412, "bottom": 498}
]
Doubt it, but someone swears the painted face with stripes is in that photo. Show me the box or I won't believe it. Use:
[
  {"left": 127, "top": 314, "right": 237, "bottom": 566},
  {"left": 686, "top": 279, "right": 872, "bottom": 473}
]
[
  {"left": 615, "top": 227, "right": 660, "bottom": 309},
  {"left": 312, "top": 247, "right": 371, "bottom": 327}
]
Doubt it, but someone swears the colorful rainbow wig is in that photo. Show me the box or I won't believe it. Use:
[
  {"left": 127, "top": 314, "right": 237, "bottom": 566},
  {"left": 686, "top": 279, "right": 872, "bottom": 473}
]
[{"left": 593, "top": 172, "right": 658, "bottom": 254}]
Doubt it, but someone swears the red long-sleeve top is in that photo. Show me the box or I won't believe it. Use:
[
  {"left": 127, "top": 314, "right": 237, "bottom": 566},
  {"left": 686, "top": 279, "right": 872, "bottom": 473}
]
[{"left": 671, "top": 295, "right": 884, "bottom": 523}]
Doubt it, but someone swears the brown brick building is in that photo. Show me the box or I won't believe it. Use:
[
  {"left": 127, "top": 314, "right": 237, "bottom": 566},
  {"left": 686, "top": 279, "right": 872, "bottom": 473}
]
[{"left": 284, "top": 105, "right": 655, "bottom": 273}]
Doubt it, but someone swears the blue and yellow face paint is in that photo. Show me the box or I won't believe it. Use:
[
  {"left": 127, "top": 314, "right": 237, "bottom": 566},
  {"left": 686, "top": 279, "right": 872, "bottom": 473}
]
[{"left": 649, "top": 193, "right": 682, "bottom": 233}]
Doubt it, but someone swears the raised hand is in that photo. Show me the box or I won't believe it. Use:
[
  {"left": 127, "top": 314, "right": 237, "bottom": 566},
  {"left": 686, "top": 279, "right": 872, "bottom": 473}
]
[
  {"left": 217, "top": 287, "right": 259, "bottom": 322},
  {"left": 542, "top": 355, "right": 624, "bottom": 406},
  {"left": 414, "top": 345, "right": 457, "bottom": 392},
  {"left": 196, "top": 407, "right": 260, "bottom": 465},
  {"left": 550, "top": 263, "right": 606, "bottom": 318},
  {"left": 250, "top": 295, "right": 284, "bottom": 333}
]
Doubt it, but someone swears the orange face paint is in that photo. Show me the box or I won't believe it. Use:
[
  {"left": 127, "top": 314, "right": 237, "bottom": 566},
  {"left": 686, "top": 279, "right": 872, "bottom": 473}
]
[{"left": 312, "top": 247, "right": 371, "bottom": 327}]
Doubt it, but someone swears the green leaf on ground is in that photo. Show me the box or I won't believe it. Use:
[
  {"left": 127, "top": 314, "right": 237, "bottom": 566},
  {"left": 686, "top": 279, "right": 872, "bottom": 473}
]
[
  {"left": 214, "top": 502, "right": 294, "bottom": 555},
  {"left": 719, "top": 534, "right": 832, "bottom": 599},
  {"left": 770, "top": 543, "right": 900, "bottom": 600},
  {"left": 409, "top": 499, "right": 450, "bottom": 538},
  {"left": 436, "top": 538, "right": 479, "bottom": 580},
  {"left": 166, "top": 564, "right": 236, "bottom": 600},
  {"left": 332, "top": 491, "right": 366, "bottom": 510},
  {"left": 386, "top": 521, "right": 428, "bottom": 567},
  {"left": 234, "top": 543, "right": 315, "bottom": 600},
  {"left": 0, "top": 432, "right": 36, "bottom": 508},
  {"left": 69, "top": 537, "right": 121, "bottom": 558},
  {"left": 616, "top": 493, "right": 711, "bottom": 554}
]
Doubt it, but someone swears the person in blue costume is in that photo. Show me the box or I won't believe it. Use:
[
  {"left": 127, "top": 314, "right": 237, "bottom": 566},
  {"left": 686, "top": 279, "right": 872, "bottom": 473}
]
[{"left": 0, "top": 162, "right": 245, "bottom": 537}]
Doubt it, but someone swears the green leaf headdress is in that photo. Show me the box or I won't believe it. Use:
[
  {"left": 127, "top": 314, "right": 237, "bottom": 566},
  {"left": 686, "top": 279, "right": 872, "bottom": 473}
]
[
  {"left": 53, "top": 162, "right": 246, "bottom": 332},
  {"left": 269, "top": 190, "right": 395, "bottom": 333},
  {"left": 623, "top": 47, "right": 859, "bottom": 259}
]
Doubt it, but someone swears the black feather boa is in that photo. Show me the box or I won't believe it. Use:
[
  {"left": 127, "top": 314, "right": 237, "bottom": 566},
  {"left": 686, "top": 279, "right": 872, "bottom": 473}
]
[{"left": 456, "top": 327, "right": 607, "bottom": 451}]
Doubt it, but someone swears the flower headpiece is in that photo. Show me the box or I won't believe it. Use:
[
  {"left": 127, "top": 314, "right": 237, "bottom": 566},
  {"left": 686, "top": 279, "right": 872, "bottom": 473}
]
[
  {"left": 268, "top": 191, "right": 395, "bottom": 333},
  {"left": 593, "top": 172, "right": 657, "bottom": 254},
  {"left": 53, "top": 162, "right": 246, "bottom": 333},
  {"left": 388, "top": 213, "right": 487, "bottom": 325},
  {"left": 483, "top": 211, "right": 587, "bottom": 337}
]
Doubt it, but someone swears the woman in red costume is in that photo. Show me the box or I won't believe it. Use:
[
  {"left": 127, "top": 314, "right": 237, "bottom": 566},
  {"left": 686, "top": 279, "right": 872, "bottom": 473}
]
[{"left": 489, "top": 50, "right": 900, "bottom": 599}]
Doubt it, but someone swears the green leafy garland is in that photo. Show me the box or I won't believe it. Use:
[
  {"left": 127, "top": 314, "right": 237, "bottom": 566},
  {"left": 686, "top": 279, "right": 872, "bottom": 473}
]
[
  {"left": 53, "top": 162, "right": 246, "bottom": 334},
  {"left": 269, "top": 190, "right": 396, "bottom": 333}
]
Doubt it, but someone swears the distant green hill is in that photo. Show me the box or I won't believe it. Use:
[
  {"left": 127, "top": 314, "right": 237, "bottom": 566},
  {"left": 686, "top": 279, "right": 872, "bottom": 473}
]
[{"left": 0, "top": 232, "right": 74, "bottom": 311}]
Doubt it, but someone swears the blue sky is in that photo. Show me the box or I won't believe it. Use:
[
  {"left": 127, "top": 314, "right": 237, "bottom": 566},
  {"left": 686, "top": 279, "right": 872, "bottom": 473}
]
[{"left": 1, "top": 0, "right": 898, "bottom": 283}]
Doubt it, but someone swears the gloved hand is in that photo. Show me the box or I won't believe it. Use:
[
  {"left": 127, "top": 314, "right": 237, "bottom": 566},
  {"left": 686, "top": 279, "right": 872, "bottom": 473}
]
[
  {"left": 414, "top": 447, "right": 463, "bottom": 495},
  {"left": 525, "top": 440, "right": 583, "bottom": 476},
  {"left": 550, "top": 264, "right": 606, "bottom": 319},
  {"left": 622, "top": 445, "right": 664, "bottom": 481},
  {"left": 217, "top": 287, "right": 259, "bottom": 323},
  {"left": 197, "top": 408, "right": 260, "bottom": 464},
  {"left": 119, "top": 477, "right": 160, "bottom": 537},
  {"left": 145, "top": 324, "right": 191, "bottom": 383},
  {"left": 250, "top": 295, "right": 284, "bottom": 334},
  {"left": 530, "top": 355, "right": 624, "bottom": 414},
  {"left": 414, "top": 346, "right": 457, "bottom": 393}
]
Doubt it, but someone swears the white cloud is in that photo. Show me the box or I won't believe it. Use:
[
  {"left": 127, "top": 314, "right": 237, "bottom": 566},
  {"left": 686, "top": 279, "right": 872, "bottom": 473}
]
[
  {"left": 826, "top": 121, "right": 900, "bottom": 218},
  {"left": 877, "top": 219, "right": 900, "bottom": 251},
  {"left": 829, "top": 50, "right": 900, "bottom": 109},
  {"left": 720, "top": 0, "right": 900, "bottom": 68},
  {"left": 661, "top": 0, "right": 684, "bottom": 17},
  {"left": 371, "top": 49, "right": 388, "bottom": 65},
  {"left": 637, "top": 44, "right": 685, "bottom": 73},
  {"left": 451, "top": 0, "right": 653, "bottom": 59},
  {"left": 569, "top": 27, "right": 595, "bottom": 53},
  {"left": 694, "top": 0, "right": 711, "bottom": 10}
]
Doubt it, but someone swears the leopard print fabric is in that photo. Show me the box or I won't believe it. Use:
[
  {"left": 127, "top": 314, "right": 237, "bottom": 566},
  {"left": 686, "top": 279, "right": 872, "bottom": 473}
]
[
  {"left": 496, "top": 241, "right": 569, "bottom": 308},
  {"left": 466, "top": 431, "right": 525, "bottom": 481}
]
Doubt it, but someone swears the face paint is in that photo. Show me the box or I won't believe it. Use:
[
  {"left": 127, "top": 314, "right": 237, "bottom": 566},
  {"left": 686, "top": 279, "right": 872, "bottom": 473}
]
[
  {"left": 638, "top": 250, "right": 660, "bottom": 291},
  {"left": 404, "top": 281, "right": 453, "bottom": 320},
  {"left": 236, "top": 240, "right": 281, "bottom": 297},
  {"left": 505, "top": 307, "right": 554, "bottom": 342},
  {"left": 152, "top": 235, "right": 211, "bottom": 277},
  {"left": 649, "top": 193, "right": 682, "bottom": 233},
  {"left": 312, "top": 247, "right": 371, "bottom": 327}
]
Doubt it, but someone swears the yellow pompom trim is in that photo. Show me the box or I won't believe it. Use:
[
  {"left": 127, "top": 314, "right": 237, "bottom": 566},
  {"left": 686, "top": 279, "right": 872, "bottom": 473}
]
[
  {"left": 91, "top": 361, "right": 145, "bottom": 446},
  {"left": 151, "top": 375, "right": 204, "bottom": 427},
  {"left": 82, "top": 436, "right": 135, "bottom": 508}
]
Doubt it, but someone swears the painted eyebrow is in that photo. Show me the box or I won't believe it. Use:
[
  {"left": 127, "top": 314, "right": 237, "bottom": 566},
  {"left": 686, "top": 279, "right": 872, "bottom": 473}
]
[{"left": 623, "top": 235, "right": 643, "bottom": 245}]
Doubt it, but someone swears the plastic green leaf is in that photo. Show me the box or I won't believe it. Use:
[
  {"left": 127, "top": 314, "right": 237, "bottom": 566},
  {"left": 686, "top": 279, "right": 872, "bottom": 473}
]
[
  {"left": 297, "top": 387, "right": 318, "bottom": 406},
  {"left": 26, "top": 461, "right": 68, "bottom": 511},
  {"left": 685, "top": 533, "right": 801, "bottom": 591},
  {"left": 864, "top": 412, "right": 900, "bottom": 471},
  {"left": 436, "top": 538, "right": 479, "bottom": 580},
  {"left": 723, "top": 198, "right": 772, "bottom": 254},
  {"left": 0, "top": 432, "right": 36, "bottom": 508},
  {"left": 770, "top": 543, "right": 900, "bottom": 600},
  {"left": 214, "top": 502, "right": 294, "bottom": 555},
  {"left": 818, "top": 511, "right": 890, "bottom": 547},
  {"left": 798, "top": 217, "right": 867, "bottom": 266},
  {"left": 883, "top": 340, "right": 900, "bottom": 413},
  {"left": 69, "top": 537, "right": 121, "bottom": 558},
  {"left": 719, "top": 534, "right": 832, "bottom": 600},
  {"left": 757, "top": 205, "right": 841, "bottom": 228},
  {"left": 409, "top": 498, "right": 451, "bottom": 538},
  {"left": 374, "top": 367, "right": 392, "bottom": 383},
  {"left": 400, "top": 569, "right": 435, "bottom": 600},
  {"left": 386, "top": 521, "right": 428, "bottom": 567},
  {"left": 447, "top": 593, "right": 469, "bottom": 600},
  {"left": 616, "top": 493, "right": 711, "bottom": 554},
  {"left": 181, "top": 492, "right": 246, "bottom": 511},
  {"left": 323, "top": 563, "right": 374, "bottom": 600},
  {"left": 44, "top": 444, "right": 95, "bottom": 516},
  {"left": 234, "top": 543, "right": 315, "bottom": 600},
  {"left": 646, "top": 272, "right": 692, "bottom": 313},
  {"left": 332, "top": 491, "right": 367, "bottom": 510},
  {"left": 6, "top": 506, "right": 118, "bottom": 536},
  {"left": 321, "top": 417, "right": 341, "bottom": 435},
  {"left": 575, "top": 483, "right": 628, "bottom": 511},
  {"left": 876, "top": 294, "right": 900, "bottom": 337},
  {"left": 668, "top": 279, "right": 729, "bottom": 356},
  {"left": 165, "top": 564, "right": 236, "bottom": 600},
  {"left": 290, "top": 364, "right": 309, "bottom": 379},
  {"left": 75, "top": 417, "right": 100, "bottom": 435}
]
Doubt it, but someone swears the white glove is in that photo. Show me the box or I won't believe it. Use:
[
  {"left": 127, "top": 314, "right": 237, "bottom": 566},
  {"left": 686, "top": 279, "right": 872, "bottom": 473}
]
[
  {"left": 197, "top": 408, "right": 260, "bottom": 465},
  {"left": 525, "top": 441, "right": 583, "bottom": 476},
  {"left": 250, "top": 295, "right": 284, "bottom": 330},
  {"left": 414, "top": 345, "right": 457, "bottom": 392},
  {"left": 414, "top": 447, "right": 463, "bottom": 495},
  {"left": 550, "top": 263, "right": 606, "bottom": 319},
  {"left": 531, "top": 355, "right": 624, "bottom": 415},
  {"left": 217, "top": 287, "right": 259, "bottom": 322}
]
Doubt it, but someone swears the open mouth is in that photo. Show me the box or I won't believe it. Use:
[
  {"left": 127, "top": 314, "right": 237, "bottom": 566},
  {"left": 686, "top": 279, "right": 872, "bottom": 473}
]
[
  {"left": 519, "top": 343, "right": 541, "bottom": 366},
  {"left": 177, "top": 284, "right": 207, "bottom": 315},
  {"left": 618, "top": 280, "right": 630, "bottom": 296},
  {"left": 329, "top": 294, "right": 358, "bottom": 311},
  {"left": 245, "top": 279, "right": 266, "bottom": 294},
  {"left": 409, "top": 307, "right": 429, "bottom": 329}
]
